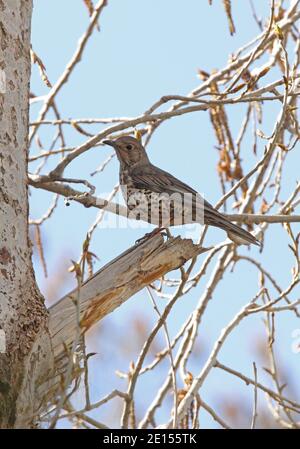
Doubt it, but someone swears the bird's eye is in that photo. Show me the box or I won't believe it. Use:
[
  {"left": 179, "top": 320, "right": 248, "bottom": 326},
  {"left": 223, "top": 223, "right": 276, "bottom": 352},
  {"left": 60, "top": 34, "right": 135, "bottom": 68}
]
[{"left": 126, "top": 144, "right": 133, "bottom": 150}]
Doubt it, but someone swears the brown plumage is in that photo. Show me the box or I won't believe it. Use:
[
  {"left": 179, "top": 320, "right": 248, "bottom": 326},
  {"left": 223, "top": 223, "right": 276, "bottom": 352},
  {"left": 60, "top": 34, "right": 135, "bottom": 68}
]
[{"left": 103, "top": 136, "right": 260, "bottom": 246}]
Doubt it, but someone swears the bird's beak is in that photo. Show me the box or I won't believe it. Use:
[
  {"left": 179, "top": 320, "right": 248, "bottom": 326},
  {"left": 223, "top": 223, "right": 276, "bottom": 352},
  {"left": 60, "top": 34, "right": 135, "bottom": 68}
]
[{"left": 103, "top": 139, "right": 116, "bottom": 147}]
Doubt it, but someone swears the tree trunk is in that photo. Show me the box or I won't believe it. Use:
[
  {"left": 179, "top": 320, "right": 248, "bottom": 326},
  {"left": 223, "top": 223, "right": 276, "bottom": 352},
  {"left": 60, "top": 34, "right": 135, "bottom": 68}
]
[{"left": 0, "top": 0, "right": 53, "bottom": 428}]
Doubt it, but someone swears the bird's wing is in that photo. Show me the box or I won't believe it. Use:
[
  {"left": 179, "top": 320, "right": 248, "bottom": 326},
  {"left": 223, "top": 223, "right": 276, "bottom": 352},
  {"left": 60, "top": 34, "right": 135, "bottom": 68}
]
[
  {"left": 130, "top": 164, "right": 232, "bottom": 226},
  {"left": 131, "top": 163, "right": 212, "bottom": 208},
  {"left": 130, "top": 164, "right": 206, "bottom": 224},
  {"left": 130, "top": 164, "right": 259, "bottom": 244},
  {"left": 131, "top": 165, "right": 241, "bottom": 224},
  {"left": 131, "top": 164, "right": 198, "bottom": 195}
]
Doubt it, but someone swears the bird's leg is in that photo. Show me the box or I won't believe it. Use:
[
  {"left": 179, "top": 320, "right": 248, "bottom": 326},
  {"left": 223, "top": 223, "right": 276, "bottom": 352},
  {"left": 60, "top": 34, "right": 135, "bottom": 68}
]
[{"left": 135, "top": 227, "right": 167, "bottom": 245}]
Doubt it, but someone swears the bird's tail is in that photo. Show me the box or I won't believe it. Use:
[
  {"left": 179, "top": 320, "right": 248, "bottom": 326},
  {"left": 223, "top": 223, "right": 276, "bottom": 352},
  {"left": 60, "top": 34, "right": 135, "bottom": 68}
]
[
  {"left": 205, "top": 206, "right": 260, "bottom": 246},
  {"left": 224, "top": 221, "right": 260, "bottom": 246}
]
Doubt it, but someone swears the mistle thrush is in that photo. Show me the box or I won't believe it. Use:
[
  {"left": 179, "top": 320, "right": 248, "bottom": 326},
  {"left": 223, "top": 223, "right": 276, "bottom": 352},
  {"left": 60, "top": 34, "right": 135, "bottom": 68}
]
[{"left": 103, "top": 136, "right": 259, "bottom": 246}]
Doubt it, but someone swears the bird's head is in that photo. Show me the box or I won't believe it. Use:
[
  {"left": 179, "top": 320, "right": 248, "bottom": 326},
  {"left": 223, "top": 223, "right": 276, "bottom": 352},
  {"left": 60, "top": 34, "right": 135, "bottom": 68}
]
[{"left": 103, "top": 136, "right": 149, "bottom": 167}]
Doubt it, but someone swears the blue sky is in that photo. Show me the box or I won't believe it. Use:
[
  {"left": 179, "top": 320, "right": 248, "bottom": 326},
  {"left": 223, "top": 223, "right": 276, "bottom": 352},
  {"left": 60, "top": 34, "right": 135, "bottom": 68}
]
[{"left": 29, "top": 1, "right": 299, "bottom": 428}]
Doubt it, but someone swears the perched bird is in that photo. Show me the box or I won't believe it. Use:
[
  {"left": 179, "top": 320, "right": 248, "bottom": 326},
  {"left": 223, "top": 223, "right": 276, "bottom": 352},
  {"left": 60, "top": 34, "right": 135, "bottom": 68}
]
[{"left": 103, "top": 136, "right": 259, "bottom": 246}]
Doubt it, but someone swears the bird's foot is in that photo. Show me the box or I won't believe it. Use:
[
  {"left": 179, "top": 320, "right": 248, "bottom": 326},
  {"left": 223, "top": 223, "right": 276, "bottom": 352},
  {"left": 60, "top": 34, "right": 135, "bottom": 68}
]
[{"left": 135, "top": 227, "right": 167, "bottom": 245}]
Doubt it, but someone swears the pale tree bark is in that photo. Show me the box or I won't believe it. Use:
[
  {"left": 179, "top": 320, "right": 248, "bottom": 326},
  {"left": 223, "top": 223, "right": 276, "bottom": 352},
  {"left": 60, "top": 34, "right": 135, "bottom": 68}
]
[{"left": 0, "top": 0, "right": 53, "bottom": 428}]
